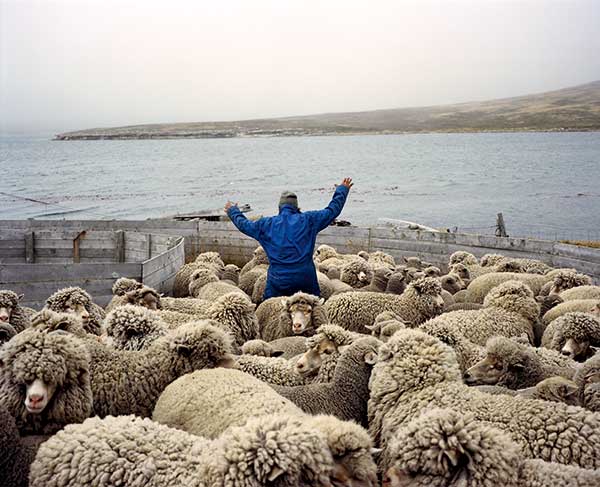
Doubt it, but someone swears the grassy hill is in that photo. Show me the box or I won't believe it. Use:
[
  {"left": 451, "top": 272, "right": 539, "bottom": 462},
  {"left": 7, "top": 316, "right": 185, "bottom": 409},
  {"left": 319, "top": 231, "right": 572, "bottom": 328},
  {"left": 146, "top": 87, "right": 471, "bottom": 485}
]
[{"left": 56, "top": 80, "right": 600, "bottom": 140}]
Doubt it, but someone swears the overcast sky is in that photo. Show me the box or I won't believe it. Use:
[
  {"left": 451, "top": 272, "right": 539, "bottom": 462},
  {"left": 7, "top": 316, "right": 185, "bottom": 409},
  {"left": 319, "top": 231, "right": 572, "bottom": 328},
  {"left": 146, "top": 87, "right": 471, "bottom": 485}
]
[{"left": 1, "top": 0, "right": 599, "bottom": 135}]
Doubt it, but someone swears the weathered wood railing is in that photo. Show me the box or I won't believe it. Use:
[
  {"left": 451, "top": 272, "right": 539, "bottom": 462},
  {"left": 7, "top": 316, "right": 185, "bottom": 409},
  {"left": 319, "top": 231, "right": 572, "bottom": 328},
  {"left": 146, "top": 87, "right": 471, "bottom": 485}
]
[
  {"left": 1, "top": 220, "right": 599, "bottom": 286},
  {"left": 0, "top": 226, "right": 184, "bottom": 309}
]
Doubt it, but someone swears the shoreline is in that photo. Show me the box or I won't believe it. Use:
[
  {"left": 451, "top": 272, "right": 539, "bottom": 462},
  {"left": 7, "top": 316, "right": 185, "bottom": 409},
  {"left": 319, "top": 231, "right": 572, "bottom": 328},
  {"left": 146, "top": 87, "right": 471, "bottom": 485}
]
[{"left": 53, "top": 126, "right": 600, "bottom": 141}]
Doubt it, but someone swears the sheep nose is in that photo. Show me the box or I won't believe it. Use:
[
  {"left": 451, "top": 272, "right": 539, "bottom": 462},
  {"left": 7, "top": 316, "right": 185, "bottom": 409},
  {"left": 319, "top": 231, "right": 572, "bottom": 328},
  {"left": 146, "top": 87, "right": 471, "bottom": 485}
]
[
  {"left": 463, "top": 371, "right": 473, "bottom": 382},
  {"left": 28, "top": 394, "right": 43, "bottom": 405},
  {"left": 296, "top": 362, "right": 304, "bottom": 370},
  {"left": 0, "top": 315, "right": 8, "bottom": 322},
  {"left": 561, "top": 349, "right": 573, "bottom": 357}
]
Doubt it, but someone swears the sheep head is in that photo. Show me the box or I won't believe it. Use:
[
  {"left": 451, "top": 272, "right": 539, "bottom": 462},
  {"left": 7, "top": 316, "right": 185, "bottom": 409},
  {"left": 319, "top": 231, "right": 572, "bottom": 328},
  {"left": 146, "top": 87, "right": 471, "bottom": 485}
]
[
  {"left": 124, "top": 286, "right": 162, "bottom": 310},
  {"left": 296, "top": 335, "right": 338, "bottom": 378},
  {"left": 440, "top": 274, "right": 464, "bottom": 295},
  {"left": 281, "top": 292, "right": 325, "bottom": 335},
  {"left": 46, "top": 287, "right": 93, "bottom": 325},
  {"left": 0, "top": 290, "right": 23, "bottom": 323},
  {"left": 550, "top": 312, "right": 600, "bottom": 361},
  {"left": 188, "top": 266, "right": 219, "bottom": 297},
  {"left": 30, "top": 309, "right": 86, "bottom": 336},
  {"left": 449, "top": 251, "right": 478, "bottom": 266},
  {"left": 574, "top": 354, "right": 600, "bottom": 411},
  {"left": 480, "top": 253, "right": 505, "bottom": 267},
  {"left": 383, "top": 409, "right": 519, "bottom": 487}
]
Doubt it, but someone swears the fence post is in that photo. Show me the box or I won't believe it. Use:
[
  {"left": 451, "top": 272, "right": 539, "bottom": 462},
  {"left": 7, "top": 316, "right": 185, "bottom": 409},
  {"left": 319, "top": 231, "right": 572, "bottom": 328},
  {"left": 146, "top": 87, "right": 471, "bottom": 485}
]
[
  {"left": 25, "top": 232, "right": 35, "bottom": 263},
  {"left": 496, "top": 213, "right": 508, "bottom": 237},
  {"left": 115, "top": 230, "right": 125, "bottom": 263},
  {"left": 73, "top": 230, "right": 87, "bottom": 263}
]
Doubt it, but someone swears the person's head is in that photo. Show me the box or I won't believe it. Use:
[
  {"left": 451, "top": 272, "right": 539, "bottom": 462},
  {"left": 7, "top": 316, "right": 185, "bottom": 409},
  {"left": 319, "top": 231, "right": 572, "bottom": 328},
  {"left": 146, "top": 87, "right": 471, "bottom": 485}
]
[{"left": 279, "top": 190, "right": 298, "bottom": 210}]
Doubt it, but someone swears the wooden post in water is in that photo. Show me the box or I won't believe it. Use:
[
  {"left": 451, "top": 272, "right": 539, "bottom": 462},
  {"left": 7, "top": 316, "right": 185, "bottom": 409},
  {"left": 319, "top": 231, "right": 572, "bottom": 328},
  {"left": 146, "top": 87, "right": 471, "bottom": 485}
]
[
  {"left": 25, "top": 232, "right": 35, "bottom": 263},
  {"left": 73, "top": 231, "right": 87, "bottom": 263},
  {"left": 496, "top": 213, "right": 508, "bottom": 237},
  {"left": 115, "top": 230, "right": 125, "bottom": 263}
]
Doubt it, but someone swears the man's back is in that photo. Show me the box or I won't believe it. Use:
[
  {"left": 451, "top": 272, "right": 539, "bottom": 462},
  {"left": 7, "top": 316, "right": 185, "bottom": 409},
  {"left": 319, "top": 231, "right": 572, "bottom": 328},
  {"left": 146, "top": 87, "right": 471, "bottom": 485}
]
[{"left": 226, "top": 179, "right": 352, "bottom": 298}]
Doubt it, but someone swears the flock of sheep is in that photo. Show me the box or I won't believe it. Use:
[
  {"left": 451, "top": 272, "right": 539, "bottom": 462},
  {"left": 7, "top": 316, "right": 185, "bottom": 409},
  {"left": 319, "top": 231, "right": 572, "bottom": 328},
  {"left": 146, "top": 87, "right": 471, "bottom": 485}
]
[{"left": 1, "top": 243, "right": 600, "bottom": 487}]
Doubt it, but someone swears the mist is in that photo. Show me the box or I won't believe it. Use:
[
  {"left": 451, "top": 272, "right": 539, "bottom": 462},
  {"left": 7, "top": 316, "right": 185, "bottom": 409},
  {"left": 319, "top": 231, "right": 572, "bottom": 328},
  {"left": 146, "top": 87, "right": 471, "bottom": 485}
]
[{"left": 1, "top": 0, "right": 599, "bottom": 135}]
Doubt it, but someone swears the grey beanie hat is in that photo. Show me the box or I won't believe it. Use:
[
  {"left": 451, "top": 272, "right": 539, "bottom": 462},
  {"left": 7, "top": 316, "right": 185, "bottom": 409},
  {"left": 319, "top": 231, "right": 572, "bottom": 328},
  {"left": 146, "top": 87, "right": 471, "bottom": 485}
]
[{"left": 279, "top": 191, "right": 298, "bottom": 208}]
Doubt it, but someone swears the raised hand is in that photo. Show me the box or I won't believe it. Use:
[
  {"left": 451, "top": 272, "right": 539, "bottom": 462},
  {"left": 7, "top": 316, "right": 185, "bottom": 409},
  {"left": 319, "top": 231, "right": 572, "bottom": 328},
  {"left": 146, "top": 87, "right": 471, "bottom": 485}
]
[
  {"left": 340, "top": 177, "right": 354, "bottom": 189},
  {"left": 224, "top": 201, "right": 238, "bottom": 212}
]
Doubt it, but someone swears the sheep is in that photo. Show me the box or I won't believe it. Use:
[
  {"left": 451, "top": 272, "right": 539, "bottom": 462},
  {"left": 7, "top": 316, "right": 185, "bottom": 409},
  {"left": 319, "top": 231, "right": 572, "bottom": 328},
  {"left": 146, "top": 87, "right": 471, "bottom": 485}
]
[
  {"left": 480, "top": 253, "right": 505, "bottom": 267},
  {"left": 258, "top": 292, "right": 327, "bottom": 341},
  {"left": 271, "top": 337, "right": 380, "bottom": 427},
  {"left": 466, "top": 272, "right": 548, "bottom": 303},
  {"left": 222, "top": 263, "right": 240, "bottom": 284},
  {"left": 106, "top": 284, "right": 163, "bottom": 313},
  {"left": 240, "top": 245, "right": 269, "bottom": 276},
  {"left": 251, "top": 271, "right": 268, "bottom": 303},
  {"left": 449, "top": 250, "right": 489, "bottom": 278},
  {"left": 365, "top": 311, "right": 408, "bottom": 342},
  {"left": 542, "top": 299, "right": 600, "bottom": 324},
  {"left": 448, "top": 262, "right": 471, "bottom": 286},
  {"left": 160, "top": 292, "right": 258, "bottom": 348},
  {"left": 538, "top": 269, "right": 592, "bottom": 296},
  {"left": 463, "top": 335, "right": 577, "bottom": 389},
  {"left": 188, "top": 267, "right": 244, "bottom": 301},
  {"left": 314, "top": 244, "right": 358, "bottom": 269},
  {"left": 29, "top": 309, "right": 88, "bottom": 337},
  {"left": 574, "top": 354, "right": 600, "bottom": 412},
  {"left": 525, "top": 376, "right": 581, "bottom": 406},
  {"left": 104, "top": 277, "right": 143, "bottom": 311},
  {"left": 535, "top": 293, "right": 563, "bottom": 317},
  {"left": 422, "top": 265, "right": 441, "bottom": 277},
  {"left": 0, "top": 322, "right": 17, "bottom": 345},
  {"left": 153, "top": 367, "right": 377, "bottom": 486},
  {"left": 419, "top": 321, "right": 485, "bottom": 372},
  {"left": 45, "top": 286, "right": 105, "bottom": 335},
  {"left": 325, "top": 266, "right": 354, "bottom": 294},
  {"left": 238, "top": 264, "right": 268, "bottom": 295},
  {"left": 440, "top": 273, "right": 465, "bottom": 295},
  {"left": 356, "top": 267, "right": 392, "bottom": 292},
  {"left": 367, "top": 328, "right": 600, "bottom": 470},
  {"left": 0, "top": 328, "right": 92, "bottom": 435},
  {"left": 294, "top": 324, "right": 363, "bottom": 378},
  {"left": 316, "top": 271, "right": 335, "bottom": 300},
  {"left": 340, "top": 258, "right": 374, "bottom": 289},
  {"left": 441, "top": 288, "right": 456, "bottom": 309},
  {"left": 560, "top": 285, "right": 600, "bottom": 301},
  {"left": 402, "top": 256, "right": 424, "bottom": 269},
  {"left": 0, "top": 406, "right": 43, "bottom": 487},
  {"left": 420, "top": 280, "right": 539, "bottom": 346},
  {"left": 173, "top": 260, "right": 218, "bottom": 298},
  {"left": 326, "top": 277, "right": 445, "bottom": 334},
  {"left": 368, "top": 250, "right": 395, "bottom": 270},
  {"left": 385, "top": 270, "right": 407, "bottom": 294},
  {"left": 85, "top": 320, "right": 235, "bottom": 417},
  {"left": 443, "top": 302, "right": 483, "bottom": 311},
  {"left": 0, "top": 290, "right": 32, "bottom": 332},
  {"left": 103, "top": 304, "right": 168, "bottom": 351},
  {"left": 241, "top": 336, "right": 307, "bottom": 359},
  {"left": 160, "top": 296, "right": 211, "bottom": 315},
  {"left": 452, "top": 289, "right": 469, "bottom": 302},
  {"left": 29, "top": 413, "right": 340, "bottom": 487},
  {"left": 545, "top": 312, "right": 600, "bottom": 361},
  {"left": 235, "top": 353, "right": 307, "bottom": 386},
  {"left": 383, "top": 408, "right": 600, "bottom": 487}
]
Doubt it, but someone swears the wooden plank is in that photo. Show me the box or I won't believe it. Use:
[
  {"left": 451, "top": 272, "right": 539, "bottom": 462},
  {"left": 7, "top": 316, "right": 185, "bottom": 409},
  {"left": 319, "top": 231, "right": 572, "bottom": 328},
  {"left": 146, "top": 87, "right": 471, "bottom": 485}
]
[
  {"left": 0, "top": 257, "right": 27, "bottom": 264},
  {"left": 115, "top": 230, "right": 125, "bottom": 263},
  {"left": 0, "top": 248, "right": 27, "bottom": 258},
  {"left": 5, "top": 280, "right": 139, "bottom": 302},
  {"left": 33, "top": 238, "right": 117, "bottom": 250},
  {"left": 552, "top": 256, "right": 600, "bottom": 277},
  {"left": 142, "top": 239, "right": 184, "bottom": 276},
  {"left": 554, "top": 243, "right": 600, "bottom": 262},
  {"left": 146, "top": 234, "right": 152, "bottom": 260},
  {"left": 0, "top": 263, "right": 142, "bottom": 283},
  {"left": 0, "top": 239, "right": 26, "bottom": 249},
  {"left": 34, "top": 248, "right": 117, "bottom": 260}
]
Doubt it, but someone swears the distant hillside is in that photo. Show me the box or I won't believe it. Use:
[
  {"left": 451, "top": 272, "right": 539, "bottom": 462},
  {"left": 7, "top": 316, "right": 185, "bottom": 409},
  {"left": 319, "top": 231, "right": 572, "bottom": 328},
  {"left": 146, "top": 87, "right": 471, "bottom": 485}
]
[{"left": 56, "top": 80, "right": 600, "bottom": 140}]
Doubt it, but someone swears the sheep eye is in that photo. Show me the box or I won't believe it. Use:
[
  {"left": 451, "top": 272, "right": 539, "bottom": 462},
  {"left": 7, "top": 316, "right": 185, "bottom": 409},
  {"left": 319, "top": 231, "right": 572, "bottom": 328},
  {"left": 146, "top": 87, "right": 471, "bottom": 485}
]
[{"left": 323, "top": 349, "right": 333, "bottom": 355}]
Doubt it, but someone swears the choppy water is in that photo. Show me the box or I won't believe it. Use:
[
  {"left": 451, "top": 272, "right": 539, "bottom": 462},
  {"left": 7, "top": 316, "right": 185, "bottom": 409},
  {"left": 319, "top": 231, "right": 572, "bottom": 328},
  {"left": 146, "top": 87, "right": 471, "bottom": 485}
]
[{"left": 1, "top": 132, "right": 599, "bottom": 240}]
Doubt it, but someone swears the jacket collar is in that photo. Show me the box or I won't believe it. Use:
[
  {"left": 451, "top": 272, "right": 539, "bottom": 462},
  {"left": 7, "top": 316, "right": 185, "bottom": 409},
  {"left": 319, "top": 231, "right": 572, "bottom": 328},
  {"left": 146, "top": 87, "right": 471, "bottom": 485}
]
[{"left": 278, "top": 204, "right": 300, "bottom": 215}]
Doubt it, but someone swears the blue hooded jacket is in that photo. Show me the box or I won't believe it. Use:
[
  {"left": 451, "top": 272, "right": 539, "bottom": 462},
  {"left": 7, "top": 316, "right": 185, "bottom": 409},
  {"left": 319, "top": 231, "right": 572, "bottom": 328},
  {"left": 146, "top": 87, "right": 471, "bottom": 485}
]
[{"left": 227, "top": 185, "right": 349, "bottom": 299}]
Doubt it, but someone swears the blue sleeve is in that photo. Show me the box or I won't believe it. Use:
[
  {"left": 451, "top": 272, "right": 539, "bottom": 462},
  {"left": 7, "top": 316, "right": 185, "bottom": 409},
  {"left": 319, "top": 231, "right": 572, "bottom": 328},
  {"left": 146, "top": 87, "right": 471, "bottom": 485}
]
[
  {"left": 305, "top": 185, "right": 349, "bottom": 232},
  {"left": 227, "top": 207, "right": 263, "bottom": 240}
]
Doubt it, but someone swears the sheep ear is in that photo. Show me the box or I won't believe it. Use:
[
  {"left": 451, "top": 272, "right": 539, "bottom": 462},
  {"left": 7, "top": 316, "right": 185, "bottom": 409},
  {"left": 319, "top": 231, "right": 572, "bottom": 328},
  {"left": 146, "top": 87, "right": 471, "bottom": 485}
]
[
  {"left": 370, "top": 447, "right": 383, "bottom": 457},
  {"left": 280, "top": 298, "right": 288, "bottom": 309},
  {"left": 535, "top": 296, "right": 544, "bottom": 302},
  {"left": 247, "top": 303, "right": 256, "bottom": 311},
  {"left": 17, "top": 294, "right": 24, "bottom": 301},
  {"left": 364, "top": 351, "right": 378, "bottom": 365},
  {"left": 318, "top": 298, "right": 325, "bottom": 306},
  {"left": 271, "top": 350, "right": 284, "bottom": 357},
  {"left": 267, "top": 466, "right": 285, "bottom": 482},
  {"left": 378, "top": 345, "right": 392, "bottom": 362},
  {"left": 403, "top": 257, "right": 409, "bottom": 263},
  {"left": 364, "top": 323, "right": 376, "bottom": 331},
  {"left": 56, "top": 320, "right": 70, "bottom": 331},
  {"left": 509, "top": 362, "right": 525, "bottom": 371}
]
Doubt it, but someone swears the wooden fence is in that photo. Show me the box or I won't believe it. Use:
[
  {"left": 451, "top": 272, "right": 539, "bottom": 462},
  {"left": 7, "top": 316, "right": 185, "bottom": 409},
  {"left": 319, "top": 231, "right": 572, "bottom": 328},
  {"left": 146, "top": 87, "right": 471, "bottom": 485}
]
[
  {"left": 0, "top": 226, "right": 184, "bottom": 309},
  {"left": 1, "top": 220, "right": 599, "bottom": 286}
]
